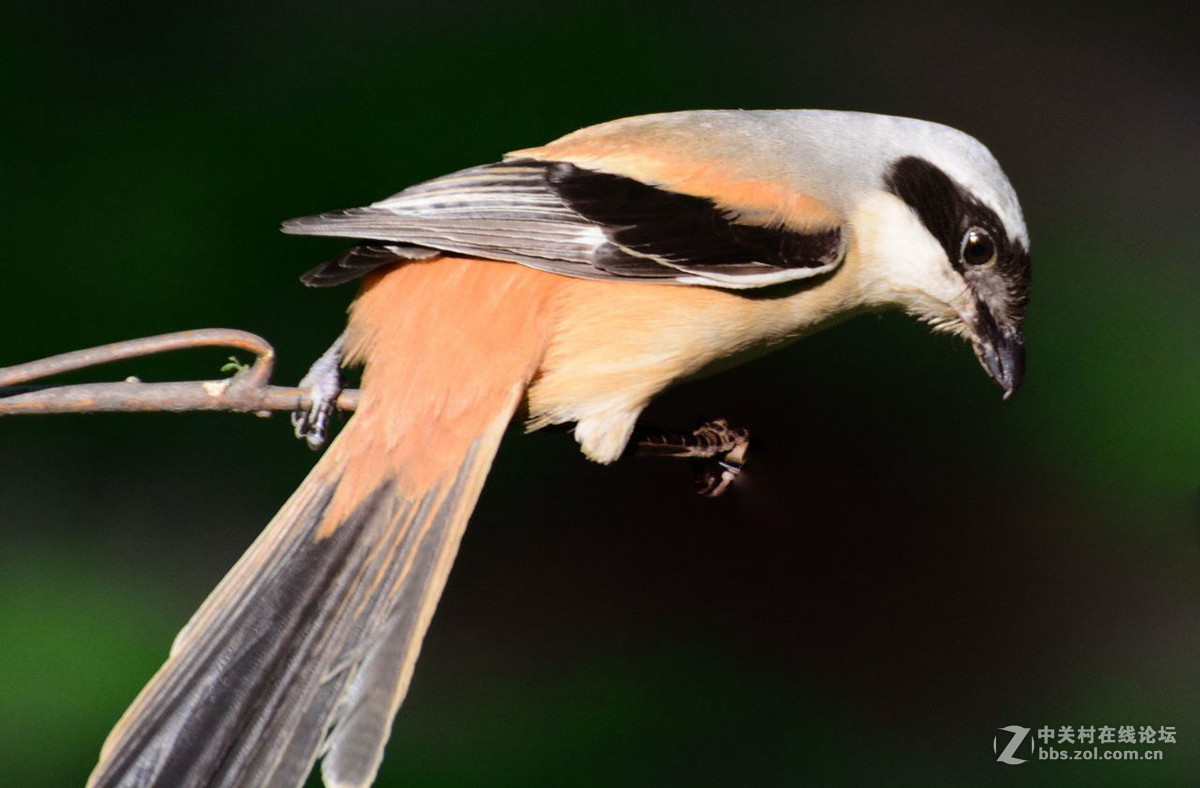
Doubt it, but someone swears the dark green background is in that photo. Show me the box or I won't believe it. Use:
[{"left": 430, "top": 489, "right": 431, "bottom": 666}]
[{"left": 3, "top": 1, "right": 1196, "bottom": 786}]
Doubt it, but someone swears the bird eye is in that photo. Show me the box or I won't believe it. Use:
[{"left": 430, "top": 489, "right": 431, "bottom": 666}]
[{"left": 961, "top": 227, "right": 997, "bottom": 267}]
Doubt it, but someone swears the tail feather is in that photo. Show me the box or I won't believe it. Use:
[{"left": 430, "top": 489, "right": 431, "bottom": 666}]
[
  {"left": 87, "top": 467, "right": 388, "bottom": 787},
  {"left": 321, "top": 434, "right": 502, "bottom": 788},
  {"left": 89, "top": 257, "right": 563, "bottom": 787},
  {"left": 89, "top": 402, "right": 520, "bottom": 788}
]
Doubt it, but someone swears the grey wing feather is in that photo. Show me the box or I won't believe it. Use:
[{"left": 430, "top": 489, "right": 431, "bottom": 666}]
[
  {"left": 283, "top": 162, "right": 617, "bottom": 280},
  {"left": 282, "top": 160, "right": 846, "bottom": 289}
]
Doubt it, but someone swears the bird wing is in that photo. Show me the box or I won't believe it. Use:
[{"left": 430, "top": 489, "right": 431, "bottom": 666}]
[{"left": 282, "top": 155, "right": 846, "bottom": 290}]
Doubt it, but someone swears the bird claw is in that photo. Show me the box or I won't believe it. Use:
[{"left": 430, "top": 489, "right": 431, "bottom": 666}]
[
  {"left": 693, "top": 457, "right": 746, "bottom": 499},
  {"left": 691, "top": 420, "right": 749, "bottom": 497}
]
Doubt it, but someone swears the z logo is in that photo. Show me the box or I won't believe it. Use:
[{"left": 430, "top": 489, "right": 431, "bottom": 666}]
[{"left": 994, "top": 725, "right": 1032, "bottom": 765}]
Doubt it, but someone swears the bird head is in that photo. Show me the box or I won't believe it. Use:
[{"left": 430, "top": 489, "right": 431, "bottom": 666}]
[{"left": 850, "top": 136, "right": 1031, "bottom": 398}]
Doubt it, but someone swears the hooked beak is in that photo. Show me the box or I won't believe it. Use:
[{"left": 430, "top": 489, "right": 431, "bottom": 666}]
[{"left": 969, "top": 305, "right": 1025, "bottom": 400}]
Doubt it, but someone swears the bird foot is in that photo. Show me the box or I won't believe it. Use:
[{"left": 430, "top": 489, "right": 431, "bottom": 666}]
[
  {"left": 633, "top": 418, "right": 750, "bottom": 497},
  {"left": 292, "top": 334, "right": 345, "bottom": 450}
]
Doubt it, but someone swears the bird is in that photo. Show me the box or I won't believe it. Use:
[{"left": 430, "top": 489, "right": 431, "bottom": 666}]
[{"left": 88, "top": 109, "right": 1030, "bottom": 788}]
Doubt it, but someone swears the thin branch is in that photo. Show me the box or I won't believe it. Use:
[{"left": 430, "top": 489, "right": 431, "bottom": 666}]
[
  {"left": 0, "top": 329, "right": 274, "bottom": 387},
  {"left": 0, "top": 329, "right": 360, "bottom": 417}
]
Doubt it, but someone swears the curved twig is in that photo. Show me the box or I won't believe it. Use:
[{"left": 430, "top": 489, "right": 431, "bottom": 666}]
[{"left": 0, "top": 329, "right": 360, "bottom": 417}]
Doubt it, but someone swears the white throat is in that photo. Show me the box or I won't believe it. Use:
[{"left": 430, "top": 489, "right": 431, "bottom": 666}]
[{"left": 848, "top": 190, "right": 970, "bottom": 330}]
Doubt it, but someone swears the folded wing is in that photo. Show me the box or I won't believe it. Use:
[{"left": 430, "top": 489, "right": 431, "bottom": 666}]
[{"left": 283, "top": 159, "right": 845, "bottom": 290}]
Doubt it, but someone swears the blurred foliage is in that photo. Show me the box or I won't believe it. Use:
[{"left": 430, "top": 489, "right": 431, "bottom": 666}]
[{"left": 2, "top": 1, "right": 1196, "bottom": 786}]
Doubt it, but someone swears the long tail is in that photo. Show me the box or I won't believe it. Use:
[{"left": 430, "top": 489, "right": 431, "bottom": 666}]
[{"left": 88, "top": 257, "right": 561, "bottom": 788}]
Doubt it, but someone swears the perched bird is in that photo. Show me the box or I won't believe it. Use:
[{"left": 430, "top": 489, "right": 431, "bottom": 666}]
[{"left": 89, "top": 109, "right": 1030, "bottom": 788}]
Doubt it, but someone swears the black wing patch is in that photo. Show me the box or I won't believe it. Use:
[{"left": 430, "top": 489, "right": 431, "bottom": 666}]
[
  {"left": 284, "top": 159, "right": 845, "bottom": 289},
  {"left": 544, "top": 162, "right": 843, "bottom": 281}
]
